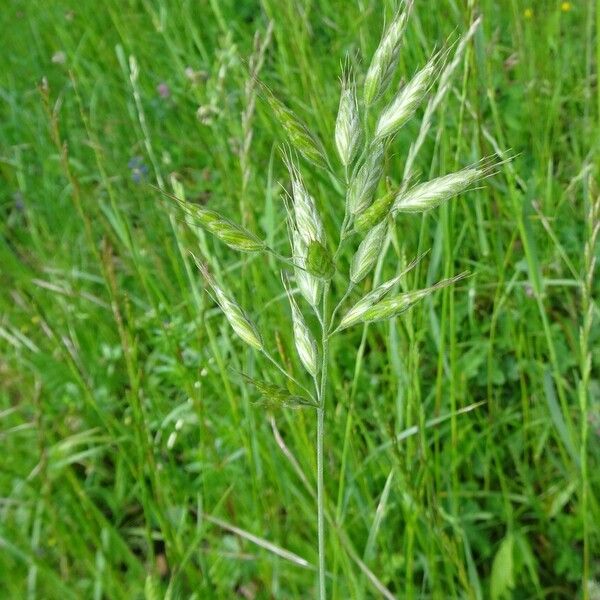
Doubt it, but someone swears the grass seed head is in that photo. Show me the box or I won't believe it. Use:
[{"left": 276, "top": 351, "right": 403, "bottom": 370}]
[
  {"left": 335, "top": 64, "right": 361, "bottom": 167},
  {"left": 337, "top": 253, "right": 439, "bottom": 331},
  {"left": 350, "top": 221, "right": 387, "bottom": 284},
  {"left": 375, "top": 54, "right": 438, "bottom": 140},
  {"left": 394, "top": 163, "right": 488, "bottom": 213},
  {"left": 290, "top": 228, "right": 322, "bottom": 307},
  {"left": 176, "top": 199, "right": 265, "bottom": 252},
  {"left": 282, "top": 275, "right": 318, "bottom": 377},
  {"left": 364, "top": 1, "right": 413, "bottom": 105},
  {"left": 359, "top": 272, "right": 469, "bottom": 324},
  {"left": 307, "top": 240, "right": 335, "bottom": 280},
  {"left": 348, "top": 142, "right": 385, "bottom": 215},
  {"left": 284, "top": 152, "right": 325, "bottom": 246},
  {"left": 266, "top": 91, "right": 328, "bottom": 168},
  {"left": 353, "top": 187, "right": 396, "bottom": 233},
  {"left": 196, "top": 260, "right": 263, "bottom": 350},
  {"left": 198, "top": 209, "right": 266, "bottom": 251}
]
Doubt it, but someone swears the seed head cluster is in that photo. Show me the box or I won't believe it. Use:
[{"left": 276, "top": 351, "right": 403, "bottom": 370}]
[{"left": 174, "top": 5, "right": 496, "bottom": 376}]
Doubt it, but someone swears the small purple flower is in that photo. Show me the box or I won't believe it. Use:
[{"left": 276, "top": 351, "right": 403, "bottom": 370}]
[
  {"left": 13, "top": 192, "right": 25, "bottom": 212},
  {"left": 128, "top": 156, "right": 148, "bottom": 183},
  {"left": 524, "top": 283, "right": 535, "bottom": 298},
  {"left": 157, "top": 82, "right": 171, "bottom": 99}
]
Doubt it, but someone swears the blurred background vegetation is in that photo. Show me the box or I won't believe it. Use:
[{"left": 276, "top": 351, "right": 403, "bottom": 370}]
[{"left": 1, "top": 0, "right": 598, "bottom": 598}]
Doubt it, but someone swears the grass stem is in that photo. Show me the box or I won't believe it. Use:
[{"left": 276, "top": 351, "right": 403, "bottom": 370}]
[{"left": 316, "top": 281, "right": 331, "bottom": 598}]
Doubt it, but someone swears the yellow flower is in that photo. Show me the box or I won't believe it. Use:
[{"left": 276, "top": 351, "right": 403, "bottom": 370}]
[
  {"left": 561, "top": 1, "right": 571, "bottom": 11},
  {"left": 524, "top": 7, "right": 533, "bottom": 19}
]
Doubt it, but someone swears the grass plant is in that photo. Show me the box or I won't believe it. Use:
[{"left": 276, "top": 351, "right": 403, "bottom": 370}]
[{"left": 1, "top": 0, "right": 598, "bottom": 598}]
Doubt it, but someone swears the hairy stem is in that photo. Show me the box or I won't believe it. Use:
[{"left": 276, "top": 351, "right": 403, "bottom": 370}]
[
  {"left": 316, "top": 281, "right": 331, "bottom": 599},
  {"left": 316, "top": 407, "right": 326, "bottom": 598}
]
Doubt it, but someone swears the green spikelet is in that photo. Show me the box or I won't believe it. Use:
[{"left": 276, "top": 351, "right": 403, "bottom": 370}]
[
  {"left": 347, "top": 142, "right": 385, "bottom": 216},
  {"left": 176, "top": 199, "right": 266, "bottom": 252},
  {"left": 353, "top": 188, "right": 395, "bottom": 233},
  {"left": 265, "top": 92, "right": 328, "bottom": 168},
  {"left": 307, "top": 241, "right": 335, "bottom": 280}
]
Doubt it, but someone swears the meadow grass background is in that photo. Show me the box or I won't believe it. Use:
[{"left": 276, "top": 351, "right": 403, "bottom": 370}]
[{"left": 1, "top": 0, "right": 599, "bottom": 598}]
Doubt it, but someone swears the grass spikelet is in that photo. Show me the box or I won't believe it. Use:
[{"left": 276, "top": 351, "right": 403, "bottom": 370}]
[
  {"left": 284, "top": 151, "right": 325, "bottom": 245},
  {"left": 265, "top": 89, "right": 328, "bottom": 168},
  {"left": 358, "top": 272, "right": 469, "bottom": 324},
  {"left": 307, "top": 240, "right": 335, "bottom": 280},
  {"left": 347, "top": 142, "right": 385, "bottom": 215},
  {"left": 350, "top": 221, "right": 387, "bottom": 284},
  {"left": 364, "top": 0, "right": 414, "bottom": 105},
  {"left": 353, "top": 187, "right": 396, "bottom": 233},
  {"left": 282, "top": 274, "right": 318, "bottom": 377},
  {"left": 337, "top": 253, "right": 427, "bottom": 331},
  {"left": 335, "top": 61, "right": 361, "bottom": 167},
  {"left": 393, "top": 158, "right": 498, "bottom": 213},
  {"left": 195, "top": 259, "right": 263, "bottom": 350},
  {"left": 174, "top": 197, "right": 266, "bottom": 252},
  {"left": 290, "top": 227, "right": 322, "bottom": 307},
  {"left": 374, "top": 52, "right": 439, "bottom": 139}
]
